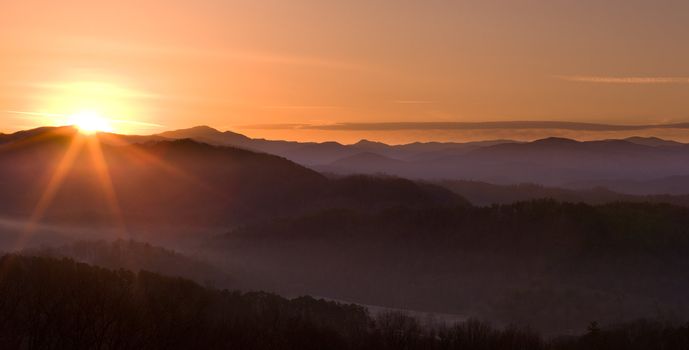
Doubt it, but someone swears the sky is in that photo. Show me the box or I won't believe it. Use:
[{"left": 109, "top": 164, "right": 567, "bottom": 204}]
[{"left": 2, "top": 0, "right": 689, "bottom": 143}]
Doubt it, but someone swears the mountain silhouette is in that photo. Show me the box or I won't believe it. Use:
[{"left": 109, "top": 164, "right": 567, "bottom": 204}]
[
  {"left": 158, "top": 125, "right": 253, "bottom": 148},
  {"left": 154, "top": 126, "right": 518, "bottom": 165},
  {"left": 0, "top": 126, "right": 464, "bottom": 228},
  {"left": 438, "top": 179, "right": 689, "bottom": 207},
  {"left": 0, "top": 127, "right": 325, "bottom": 226},
  {"left": 566, "top": 175, "right": 689, "bottom": 195},
  {"left": 624, "top": 136, "right": 685, "bottom": 147},
  {"left": 324, "top": 152, "right": 407, "bottom": 174},
  {"left": 155, "top": 126, "right": 689, "bottom": 193}
]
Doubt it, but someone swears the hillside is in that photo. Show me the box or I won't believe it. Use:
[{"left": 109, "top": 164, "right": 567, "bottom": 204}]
[
  {"left": 212, "top": 200, "right": 689, "bottom": 334},
  {"left": 438, "top": 180, "right": 689, "bottom": 207},
  {"left": 2, "top": 254, "right": 686, "bottom": 349},
  {"left": 23, "top": 239, "right": 232, "bottom": 287},
  {"left": 0, "top": 127, "right": 464, "bottom": 229},
  {"left": 0, "top": 127, "right": 325, "bottom": 226}
]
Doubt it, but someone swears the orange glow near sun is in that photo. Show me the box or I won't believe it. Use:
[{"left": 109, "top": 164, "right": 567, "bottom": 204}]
[
  {"left": 67, "top": 110, "right": 114, "bottom": 134},
  {"left": 21, "top": 80, "right": 161, "bottom": 135}
]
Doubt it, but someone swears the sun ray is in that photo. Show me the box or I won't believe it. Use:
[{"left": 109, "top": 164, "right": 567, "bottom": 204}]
[
  {"left": 86, "top": 136, "right": 128, "bottom": 238},
  {"left": 98, "top": 133, "right": 212, "bottom": 191},
  {"left": 13, "top": 134, "right": 86, "bottom": 251},
  {"left": 7, "top": 130, "right": 214, "bottom": 253}
]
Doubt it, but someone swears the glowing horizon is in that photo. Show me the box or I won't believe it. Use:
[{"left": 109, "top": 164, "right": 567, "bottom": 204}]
[{"left": 2, "top": 1, "right": 689, "bottom": 143}]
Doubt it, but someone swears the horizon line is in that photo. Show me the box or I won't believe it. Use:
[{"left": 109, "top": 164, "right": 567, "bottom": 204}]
[{"left": 4, "top": 123, "right": 689, "bottom": 146}]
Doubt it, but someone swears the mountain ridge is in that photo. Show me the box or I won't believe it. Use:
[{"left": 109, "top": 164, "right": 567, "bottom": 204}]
[
  {"left": 7, "top": 125, "right": 689, "bottom": 195},
  {"left": 0, "top": 126, "right": 465, "bottom": 227}
]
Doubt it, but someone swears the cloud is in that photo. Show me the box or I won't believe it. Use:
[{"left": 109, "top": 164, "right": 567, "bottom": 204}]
[
  {"left": 110, "top": 119, "right": 164, "bottom": 128},
  {"left": 241, "top": 121, "right": 689, "bottom": 131},
  {"left": 241, "top": 123, "right": 309, "bottom": 130},
  {"left": 260, "top": 105, "right": 341, "bottom": 110},
  {"left": 555, "top": 75, "right": 689, "bottom": 84},
  {"left": 5, "top": 110, "right": 65, "bottom": 118},
  {"left": 393, "top": 100, "right": 435, "bottom": 104}
]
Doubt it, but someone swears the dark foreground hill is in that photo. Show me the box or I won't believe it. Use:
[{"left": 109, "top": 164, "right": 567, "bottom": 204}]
[{"left": 1, "top": 255, "right": 687, "bottom": 350}]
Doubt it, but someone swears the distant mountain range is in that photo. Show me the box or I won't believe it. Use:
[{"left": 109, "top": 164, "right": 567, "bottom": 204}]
[
  {"left": 153, "top": 126, "right": 689, "bottom": 194},
  {"left": 156, "top": 125, "right": 515, "bottom": 165},
  {"left": 4, "top": 125, "right": 689, "bottom": 197}
]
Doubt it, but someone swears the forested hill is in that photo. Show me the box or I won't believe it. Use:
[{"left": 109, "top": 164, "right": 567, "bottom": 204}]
[
  {"left": 1, "top": 255, "right": 687, "bottom": 350},
  {"left": 438, "top": 179, "right": 689, "bottom": 207},
  {"left": 215, "top": 200, "right": 689, "bottom": 334}
]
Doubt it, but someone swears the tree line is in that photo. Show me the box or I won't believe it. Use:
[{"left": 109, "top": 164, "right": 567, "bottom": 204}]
[
  {"left": 0, "top": 255, "right": 687, "bottom": 349},
  {"left": 218, "top": 199, "right": 689, "bottom": 334}
]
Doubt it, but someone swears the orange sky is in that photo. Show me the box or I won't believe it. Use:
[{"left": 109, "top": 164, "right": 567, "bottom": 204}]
[{"left": 2, "top": 0, "right": 689, "bottom": 143}]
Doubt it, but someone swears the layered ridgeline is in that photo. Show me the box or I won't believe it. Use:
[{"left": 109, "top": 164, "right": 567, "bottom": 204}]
[
  {"left": 211, "top": 200, "right": 689, "bottom": 334},
  {"left": 2, "top": 126, "right": 689, "bottom": 336},
  {"left": 0, "top": 126, "right": 464, "bottom": 228},
  {"left": 438, "top": 180, "right": 689, "bottom": 207},
  {"left": 1, "top": 254, "right": 687, "bottom": 350},
  {"left": 22, "top": 239, "right": 232, "bottom": 287},
  {"left": 158, "top": 125, "right": 510, "bottom": 166},
  {"left": 158, "top": 126, "right": 689, "bottom": 194}
]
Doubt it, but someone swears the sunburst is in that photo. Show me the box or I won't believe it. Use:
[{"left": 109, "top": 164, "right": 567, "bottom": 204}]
[{"left": 67, "top": 110, "right": 114, "bottom": 134}]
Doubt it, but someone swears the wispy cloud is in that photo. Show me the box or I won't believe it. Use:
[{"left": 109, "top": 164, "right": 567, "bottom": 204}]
[
  {"left": 555, "top": 75, "right": 689, "bottom": 84},
  {"left": 110, "top": 119, "right": 164, "bottom": 128},
  {"left": 260, "top": 105, "right": 341, "bottom": 110},
  {"left": 6, "top": 110, "right": 65, "bottom": 118},
  {"left": 241, "top": 121, "right": 689, "bottom": 131},
  {"left": 393, "top": 100, "right": 435, "bottom": 104},
  {"left": 241, "top": 123, "right": 310, "bottom": 130}
]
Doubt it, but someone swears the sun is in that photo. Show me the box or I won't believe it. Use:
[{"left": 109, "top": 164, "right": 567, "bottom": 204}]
[
  {"left": 67, "top": 110, "right": 114, "bottom": 134},
  {"left": 12, "top": 80, "right": 163, "bottom": 134}
]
